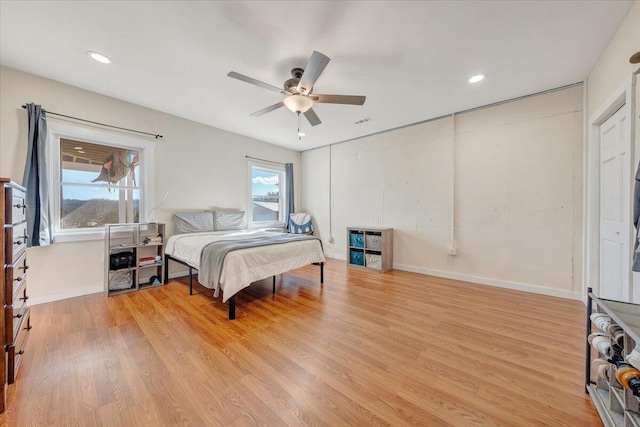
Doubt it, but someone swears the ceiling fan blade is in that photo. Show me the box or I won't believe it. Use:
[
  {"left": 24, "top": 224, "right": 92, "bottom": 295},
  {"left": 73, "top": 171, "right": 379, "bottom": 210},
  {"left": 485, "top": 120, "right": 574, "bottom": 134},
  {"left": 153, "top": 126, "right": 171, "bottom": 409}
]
[
  {"left": 296, "top": 51, "right": 330, "bottom": 95},
  {"left": 313, "top": 94, "right": 366, "bottom": 105},
  {"left": 303, "top": 108, "right": 322, "bottom": 126},
  {"left": 251, "top": 102, "right": 284, "bottom": 117},
  {"left": 228, "top": 71, "right": 284, "bottom": 94}
]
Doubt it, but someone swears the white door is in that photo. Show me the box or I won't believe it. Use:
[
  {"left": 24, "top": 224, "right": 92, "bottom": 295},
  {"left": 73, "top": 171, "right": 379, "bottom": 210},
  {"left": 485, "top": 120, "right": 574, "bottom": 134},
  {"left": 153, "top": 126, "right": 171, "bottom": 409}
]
[{"left": 599, "top": 106, "right": 631, "bottom": 301}]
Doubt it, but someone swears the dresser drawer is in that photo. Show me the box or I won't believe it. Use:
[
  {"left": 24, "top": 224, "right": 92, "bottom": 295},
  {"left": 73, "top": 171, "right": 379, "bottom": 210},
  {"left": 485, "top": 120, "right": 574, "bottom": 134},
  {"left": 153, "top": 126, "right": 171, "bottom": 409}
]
[
  {"left": 5, "top": 221, "right": 27, "bottom": 264},
  {"left": 5, "top": 251, "right": 28, "bottom": 304},
  {"left": 5, "top": 187, "right": 26, "bottom": 225},
  {"left": 7, "top": 308, "right": 30, "bottom": 384},
  {"left": 5, "top": 286, "right": 28, "bottom": 345}
]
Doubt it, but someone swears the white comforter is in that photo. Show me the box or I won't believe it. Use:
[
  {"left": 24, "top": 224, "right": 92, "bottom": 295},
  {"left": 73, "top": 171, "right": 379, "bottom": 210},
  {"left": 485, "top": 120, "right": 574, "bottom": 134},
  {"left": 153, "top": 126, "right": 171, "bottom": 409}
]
[{"left": 165, "top": 229, "right": 325, "bottom": 302}]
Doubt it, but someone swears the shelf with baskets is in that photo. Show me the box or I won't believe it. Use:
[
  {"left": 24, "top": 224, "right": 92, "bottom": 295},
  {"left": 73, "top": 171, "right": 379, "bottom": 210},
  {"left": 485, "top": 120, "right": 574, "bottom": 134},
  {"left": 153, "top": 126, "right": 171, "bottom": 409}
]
[
  {"left": 347, "top": 227, "right": 393, "bottom": 272},
  {"left": 105, "top": 223, "right": 165, "bottom": 296},
  {"left": 586, "top": 288, "right": 640, "bottom": 427}
]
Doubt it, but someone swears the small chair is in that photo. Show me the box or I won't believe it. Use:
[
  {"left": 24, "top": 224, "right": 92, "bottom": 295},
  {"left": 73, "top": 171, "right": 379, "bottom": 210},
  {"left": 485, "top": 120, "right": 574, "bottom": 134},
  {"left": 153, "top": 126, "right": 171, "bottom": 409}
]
[{"left": 288, "top": 212, "right": 313, "bottom": 235}]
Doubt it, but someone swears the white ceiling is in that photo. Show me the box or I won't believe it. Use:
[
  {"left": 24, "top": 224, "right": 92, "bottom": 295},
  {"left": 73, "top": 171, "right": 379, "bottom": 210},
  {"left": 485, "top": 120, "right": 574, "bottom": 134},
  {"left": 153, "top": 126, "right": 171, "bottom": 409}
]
[{"left": 0, "top": 1, "right": 634, "bottom": 151}]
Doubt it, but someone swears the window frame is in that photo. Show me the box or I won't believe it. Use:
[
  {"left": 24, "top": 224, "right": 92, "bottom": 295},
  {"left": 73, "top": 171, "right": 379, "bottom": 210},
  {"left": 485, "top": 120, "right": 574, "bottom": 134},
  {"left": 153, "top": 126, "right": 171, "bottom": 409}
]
[
  {"left": 247, "top": 160, "right": 287, "bottom": 229},
  {"left": 47, "top": 120, "right": 156, "bottom": 242}
]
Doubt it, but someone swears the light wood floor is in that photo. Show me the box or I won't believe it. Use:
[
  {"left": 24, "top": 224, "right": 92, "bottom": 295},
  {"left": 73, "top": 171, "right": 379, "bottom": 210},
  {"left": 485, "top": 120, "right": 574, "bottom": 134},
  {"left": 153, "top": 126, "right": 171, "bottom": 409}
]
[{"left": 1, "top": 258, "right": 601, "bottom": 426}]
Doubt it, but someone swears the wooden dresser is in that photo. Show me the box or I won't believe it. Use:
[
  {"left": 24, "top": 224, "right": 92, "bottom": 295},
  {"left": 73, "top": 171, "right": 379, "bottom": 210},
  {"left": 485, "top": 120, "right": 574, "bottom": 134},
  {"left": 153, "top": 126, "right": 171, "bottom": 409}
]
[{"left": 0, "top": 178, "right": 31, "bottom": 412}]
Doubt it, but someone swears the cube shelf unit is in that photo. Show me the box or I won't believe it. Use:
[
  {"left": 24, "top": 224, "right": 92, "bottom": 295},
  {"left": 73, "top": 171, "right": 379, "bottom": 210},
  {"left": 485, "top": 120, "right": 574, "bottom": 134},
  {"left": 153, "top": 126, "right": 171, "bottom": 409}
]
[
  {"left": 586, "top": 288, "right": 640, "bottom": 427},
  {"left": 104, "top": 223, "right": 165, "bottom": 296},
  {"left": 347, "top": 227, "right": 393, "bottom": 272}
]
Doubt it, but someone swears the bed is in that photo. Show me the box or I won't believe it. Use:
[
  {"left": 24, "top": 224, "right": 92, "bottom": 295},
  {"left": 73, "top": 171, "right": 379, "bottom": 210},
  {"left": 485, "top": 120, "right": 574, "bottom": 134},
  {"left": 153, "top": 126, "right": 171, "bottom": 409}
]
[{"left": 164, "top": 228, "right": 326, "bottom": 319}]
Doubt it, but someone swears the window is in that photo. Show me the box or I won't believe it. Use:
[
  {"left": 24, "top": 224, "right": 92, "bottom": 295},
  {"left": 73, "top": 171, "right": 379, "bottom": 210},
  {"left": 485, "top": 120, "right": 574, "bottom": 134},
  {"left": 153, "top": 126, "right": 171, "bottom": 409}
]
[
  {"left": 47, "top": 121, "right": 155, "bottom": 241},
  {"left": 59, "top": 138, "right": 140, "bottom": 228},
  {"left": 248, "top": 161, "right": 286, "bottom": 228}
]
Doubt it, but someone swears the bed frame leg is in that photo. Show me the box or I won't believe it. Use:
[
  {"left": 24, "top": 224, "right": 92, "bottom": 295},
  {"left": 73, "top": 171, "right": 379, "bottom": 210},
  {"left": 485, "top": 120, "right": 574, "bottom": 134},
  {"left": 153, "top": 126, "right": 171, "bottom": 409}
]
[
  {"left": 273, "top": 276, "right": 276, "bottom": 294},
  {"left": 229, "top": 295, "right": 236, "bottom": 320},
  {"left": 189, "top": 267, "right": 193, "bottom": 295},
  {"left": 164, "top": 257, "right": 169, "bottom": 284},
  {"left": 320, "top": 262, "right": 324, "bottom": 284}
]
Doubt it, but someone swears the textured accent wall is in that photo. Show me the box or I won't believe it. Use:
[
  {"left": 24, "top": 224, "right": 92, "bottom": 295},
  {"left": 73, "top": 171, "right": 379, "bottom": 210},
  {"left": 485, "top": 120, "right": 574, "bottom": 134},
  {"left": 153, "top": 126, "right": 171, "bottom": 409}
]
[{"left": 302, "top": 85, "right": 583, "bottom": 298}]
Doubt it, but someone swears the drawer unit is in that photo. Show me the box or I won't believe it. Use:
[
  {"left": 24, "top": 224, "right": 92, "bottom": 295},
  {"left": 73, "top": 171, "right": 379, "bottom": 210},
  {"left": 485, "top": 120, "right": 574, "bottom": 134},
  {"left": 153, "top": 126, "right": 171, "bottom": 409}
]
[
  {"left": 1, "top": 178, "right": 31, "bottom": 397},
  {"left": 5, "top": 252, "right": 27, "bottom": 305},
  {"left": 5, "top": 284, "right": 28, "bottom": 344},
  {"left": 6, "top": 221, "right": 27, "bottom": 264},
  {"left": 5, "top": 188, "right": 26, "bottom": 225},
  {"left": 7, "top": 308, "right": 30, "bottom": 384}
]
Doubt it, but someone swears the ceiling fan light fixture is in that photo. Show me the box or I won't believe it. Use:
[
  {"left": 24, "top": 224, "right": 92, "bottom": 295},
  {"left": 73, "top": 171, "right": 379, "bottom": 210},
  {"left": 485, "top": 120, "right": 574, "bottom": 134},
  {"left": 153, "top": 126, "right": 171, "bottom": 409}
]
[
  {"left": 283, "top": 94, "right": 313, "bottom": 113},
  {"left": 468, "top": 74, "right": 485, "bottom": 83}
]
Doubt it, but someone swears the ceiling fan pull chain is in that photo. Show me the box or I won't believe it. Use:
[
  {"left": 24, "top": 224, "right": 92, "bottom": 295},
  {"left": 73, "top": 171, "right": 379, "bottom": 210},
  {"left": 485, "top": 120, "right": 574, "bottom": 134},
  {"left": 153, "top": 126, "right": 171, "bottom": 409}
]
[{"left": 297, "top": 112, "right": 301, "bottom": 141}]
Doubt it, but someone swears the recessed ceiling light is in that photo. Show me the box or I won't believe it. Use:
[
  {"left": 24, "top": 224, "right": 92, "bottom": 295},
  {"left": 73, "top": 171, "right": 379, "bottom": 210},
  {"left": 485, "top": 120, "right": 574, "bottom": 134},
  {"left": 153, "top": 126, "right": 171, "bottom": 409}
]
[
  {"left": 88, "top": 51, "right": 111, "bottom": 64},
  {"left": 74, "top": 146, "right": 82, "bottom": 150},
  {"left": 468, "top": 74, "right": 485, "bottom": 83},
  {"left": 77, "top": 150, "right": 85, "bottom": 154},
  {"left": 298, "top": 132, "right": 306, "bottom": 137}
]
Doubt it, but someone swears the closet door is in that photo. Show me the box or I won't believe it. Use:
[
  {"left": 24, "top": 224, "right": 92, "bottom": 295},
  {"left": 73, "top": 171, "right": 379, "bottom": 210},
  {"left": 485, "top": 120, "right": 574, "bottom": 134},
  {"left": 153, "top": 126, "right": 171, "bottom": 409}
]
[{"left": 599, "top": 106, "right": 631, "bottom": 301}]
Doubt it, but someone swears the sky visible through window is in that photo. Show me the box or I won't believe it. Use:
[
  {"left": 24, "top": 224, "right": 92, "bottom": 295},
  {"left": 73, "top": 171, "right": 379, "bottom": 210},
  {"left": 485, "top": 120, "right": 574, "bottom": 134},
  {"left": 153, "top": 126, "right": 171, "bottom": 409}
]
[
  {"left": 62, "top": 168, "right": 138, "bottom": 200},
  {"left": 252, "top": 169, "right": 279, "bottom": 196},
  {"left": 63, "top": 167, "right": 278, "bottom": 199}
]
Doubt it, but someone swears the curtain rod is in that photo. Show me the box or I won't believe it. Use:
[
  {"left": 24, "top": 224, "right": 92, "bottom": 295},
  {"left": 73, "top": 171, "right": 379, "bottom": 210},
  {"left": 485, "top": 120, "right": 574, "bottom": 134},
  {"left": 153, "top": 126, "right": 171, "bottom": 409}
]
[
  {"left": 245, "top": 155, "right": 288, "bottom": 166},
  {"left": 21, "top": 104, "right": 163, "bottom": 139}
]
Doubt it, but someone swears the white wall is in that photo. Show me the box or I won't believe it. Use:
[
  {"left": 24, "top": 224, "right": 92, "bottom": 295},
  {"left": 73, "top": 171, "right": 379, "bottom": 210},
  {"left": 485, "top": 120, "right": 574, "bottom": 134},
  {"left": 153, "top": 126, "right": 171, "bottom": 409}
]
[
  {"left": 0, "top": 66, "right": 300, "bottom": 303},
  {"left": 587, "top": 1, "right": 640, "bottom": 120},
  {"left": 584, "top": 2, "right": 640, "bottom": 302},
  {"left": 302, "top": 85, "right": 583, "bottom": 299}
]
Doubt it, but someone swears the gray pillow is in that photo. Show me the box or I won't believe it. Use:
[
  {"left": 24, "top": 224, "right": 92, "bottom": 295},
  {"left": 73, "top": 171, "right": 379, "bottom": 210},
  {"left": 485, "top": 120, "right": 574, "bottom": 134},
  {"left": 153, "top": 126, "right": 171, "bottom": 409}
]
[
  {"left": 213, "top": 210, "right": 245, "bottom": 231},
  {"left": 174, "top": 211, "right": 214, "bottom": 234}
]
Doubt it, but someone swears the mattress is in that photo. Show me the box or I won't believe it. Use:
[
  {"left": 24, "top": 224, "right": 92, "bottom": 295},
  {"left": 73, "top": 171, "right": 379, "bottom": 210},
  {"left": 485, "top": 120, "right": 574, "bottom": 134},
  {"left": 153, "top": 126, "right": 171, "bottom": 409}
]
[{"left": 165, "top": 229, "right": 325, "bottom": 302}]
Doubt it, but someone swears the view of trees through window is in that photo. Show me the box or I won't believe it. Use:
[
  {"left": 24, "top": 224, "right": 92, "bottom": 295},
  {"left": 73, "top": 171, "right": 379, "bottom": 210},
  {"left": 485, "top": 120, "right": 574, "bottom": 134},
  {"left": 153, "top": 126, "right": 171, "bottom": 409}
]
[
  {"left": 60, "top": 138, "right": 140, "bottom": 229},
  {"left": 251, "top": 166, "right": 283, "bottom": 223}
]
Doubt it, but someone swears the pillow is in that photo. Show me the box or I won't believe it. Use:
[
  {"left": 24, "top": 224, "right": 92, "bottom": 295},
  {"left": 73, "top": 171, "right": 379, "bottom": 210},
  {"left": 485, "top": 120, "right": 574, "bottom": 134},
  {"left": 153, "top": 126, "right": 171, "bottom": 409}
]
[
  {"left": 174, "top": 211, "right": 214, "bottom": 234},
  {"left": 288, "top": 212, "right": 313, "bottom": 234},
  {"left": 213, "top": 210, "right": 245, "bottom": 231}
]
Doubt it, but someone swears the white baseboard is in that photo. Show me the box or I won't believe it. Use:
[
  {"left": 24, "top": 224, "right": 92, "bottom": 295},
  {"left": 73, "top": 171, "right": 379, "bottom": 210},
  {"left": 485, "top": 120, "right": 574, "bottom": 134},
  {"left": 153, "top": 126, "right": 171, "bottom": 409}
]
[
  {"left": 26, "top": 262, "right": 579, "bottom": 306},
  {"left": 393, "top": 263, "right": 582, "bottom": 300},
  {"left": 169, "top": 269, "right": 190, "bottom": 279},
  {"left": 26, "top": 269, "right": 193, "bottom": 307},
  {"left": 27, "top": 284, "right": 103, "bottom": 306}
]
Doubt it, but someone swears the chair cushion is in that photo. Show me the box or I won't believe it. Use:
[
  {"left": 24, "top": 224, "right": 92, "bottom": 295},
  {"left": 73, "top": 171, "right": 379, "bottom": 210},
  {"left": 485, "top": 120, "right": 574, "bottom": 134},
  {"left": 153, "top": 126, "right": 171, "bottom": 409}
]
[{"left": 288, "top": 213, "right": 313, "bottom": 234}]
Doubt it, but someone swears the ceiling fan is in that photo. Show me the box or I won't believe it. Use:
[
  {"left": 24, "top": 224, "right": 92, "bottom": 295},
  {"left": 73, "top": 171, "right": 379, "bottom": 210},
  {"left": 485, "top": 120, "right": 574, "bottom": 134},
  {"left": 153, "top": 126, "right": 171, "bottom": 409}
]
[{"left": 227, "top": 51, "right": 366, "bottom": 127}]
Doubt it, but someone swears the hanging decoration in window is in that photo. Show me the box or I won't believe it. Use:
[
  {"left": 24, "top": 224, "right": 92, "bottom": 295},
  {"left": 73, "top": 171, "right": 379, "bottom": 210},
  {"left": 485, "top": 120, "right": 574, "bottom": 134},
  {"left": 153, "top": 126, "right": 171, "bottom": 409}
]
[{"left": 92, "top": 148, "right": 139, "bottom": 186}]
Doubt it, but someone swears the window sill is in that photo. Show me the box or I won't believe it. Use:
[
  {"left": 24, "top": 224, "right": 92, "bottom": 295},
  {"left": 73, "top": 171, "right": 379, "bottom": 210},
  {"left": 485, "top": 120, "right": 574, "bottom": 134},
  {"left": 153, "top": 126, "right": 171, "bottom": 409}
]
[
  {"left": 54, "top": 229, "right": 106, "bottom": 243},
  {"left": 249, "top": 222, "right": 286, "bottom": 229}
]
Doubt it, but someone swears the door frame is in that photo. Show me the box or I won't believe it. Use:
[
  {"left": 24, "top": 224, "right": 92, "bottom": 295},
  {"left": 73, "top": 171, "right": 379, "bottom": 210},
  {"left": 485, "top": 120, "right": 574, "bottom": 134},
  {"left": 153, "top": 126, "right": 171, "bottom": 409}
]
[{"left": 584, "top": 75, "right": 636, "bottom": 301}]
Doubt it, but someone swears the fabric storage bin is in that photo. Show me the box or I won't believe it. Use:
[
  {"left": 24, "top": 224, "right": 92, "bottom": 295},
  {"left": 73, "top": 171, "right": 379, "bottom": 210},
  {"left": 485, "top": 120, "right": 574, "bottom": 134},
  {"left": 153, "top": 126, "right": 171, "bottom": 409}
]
[
  {"left": 350, "top": 250, "right": 365, "bottom": 265},
  {"left": 365, "top": 234, "right": 383, "bottom": 251},
  {"left": 365, "top": 253, "right": 382, "bottom": 270},
  {"left": 350, "top": 232, "right": 365, "bottom": 248},
  {"left": 109, "top": 271, "right": 133, "bottom": 290},
  {"left": 110, "top": 252, "right": 134, "bottom": 270}
]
